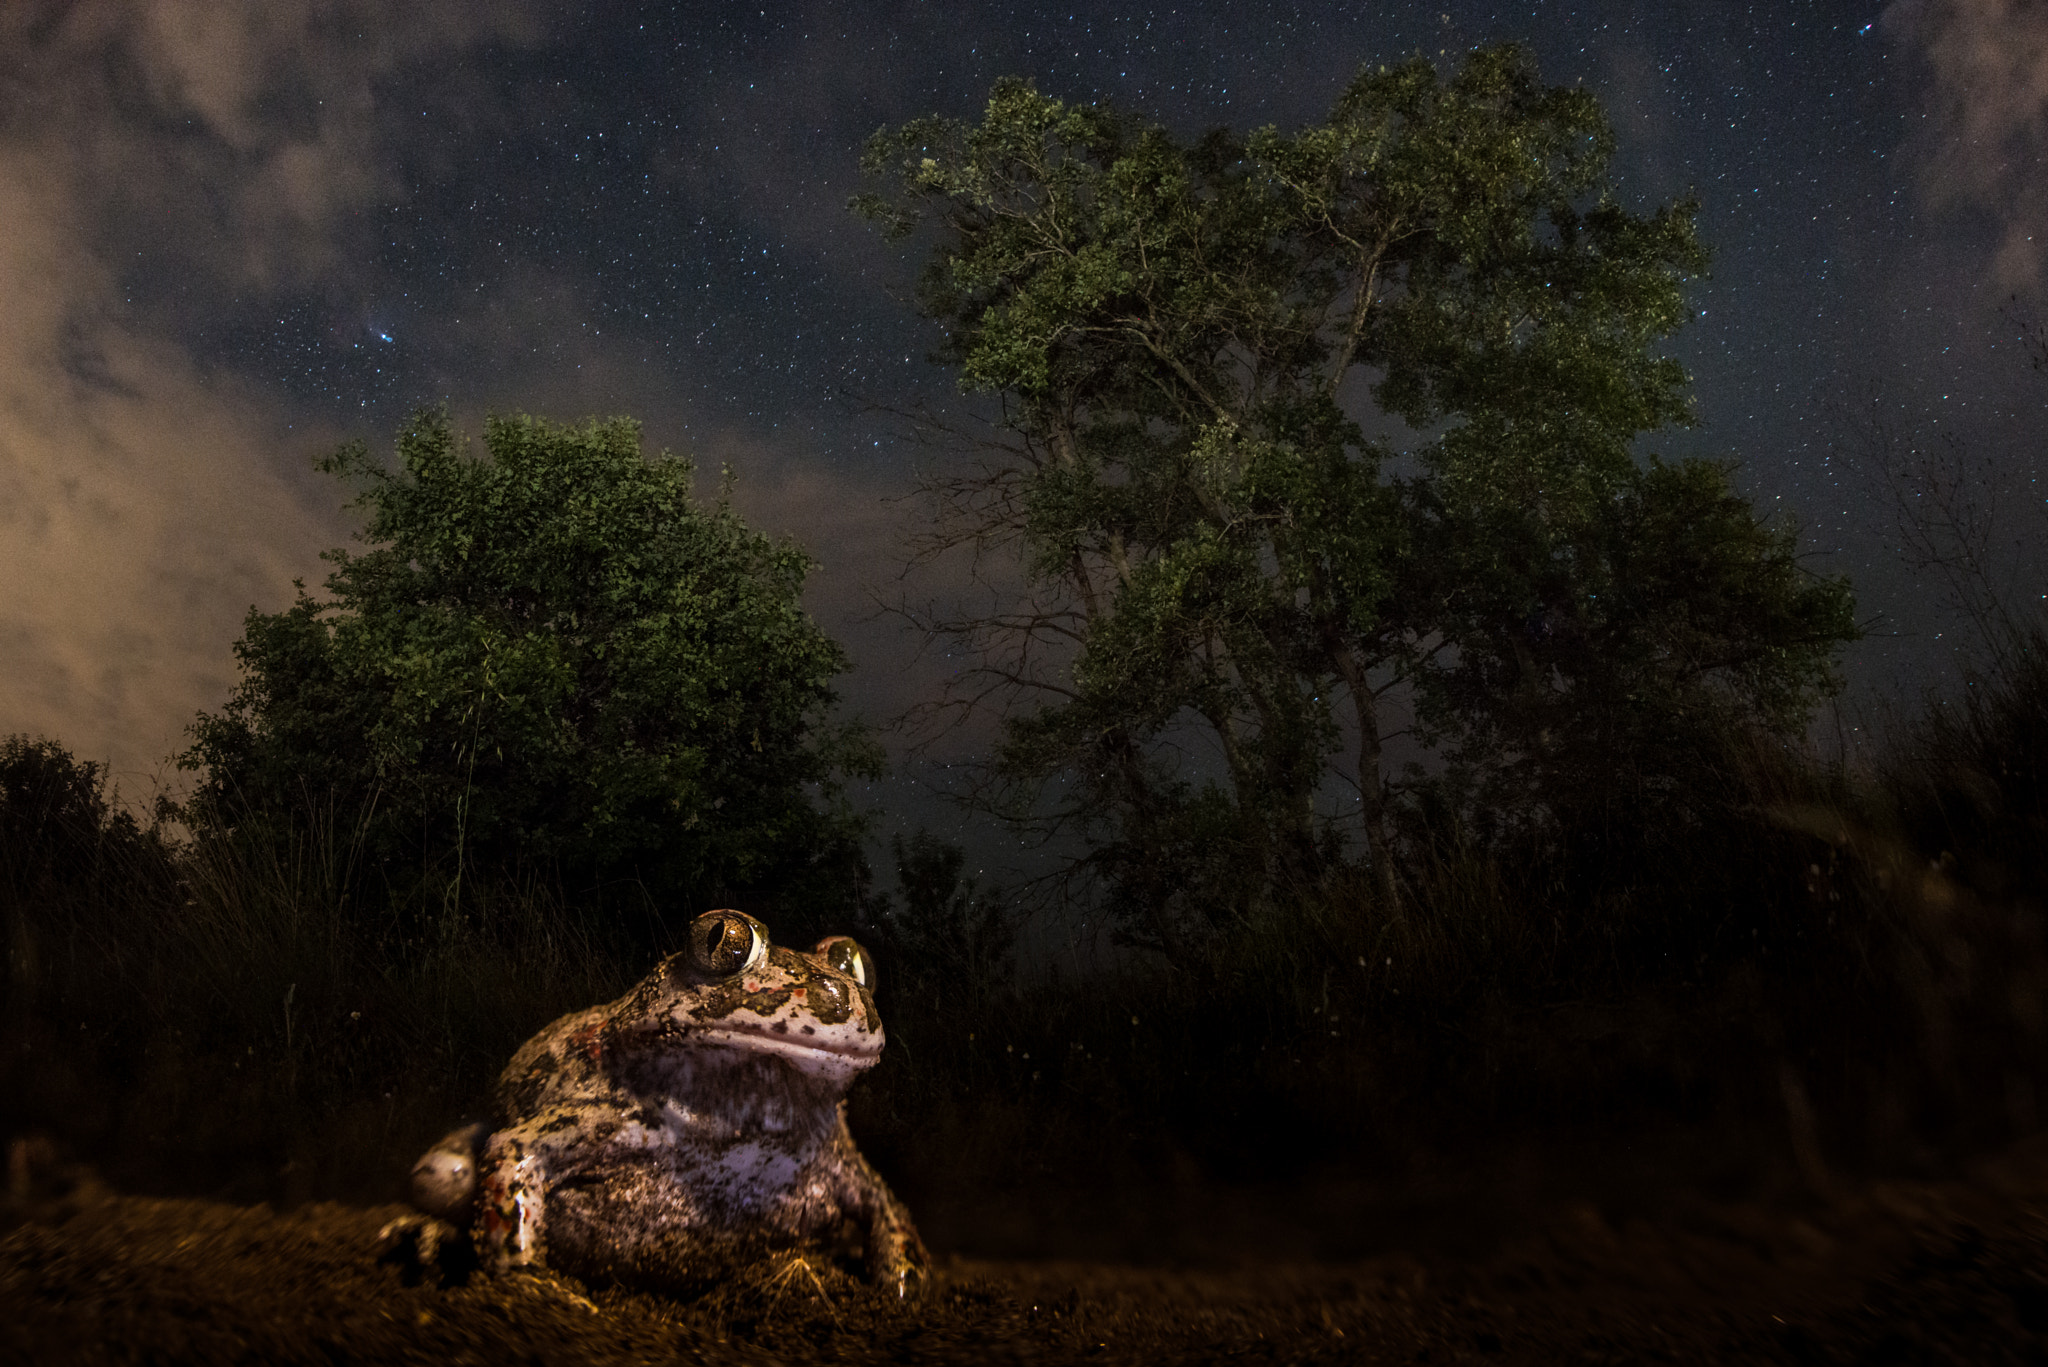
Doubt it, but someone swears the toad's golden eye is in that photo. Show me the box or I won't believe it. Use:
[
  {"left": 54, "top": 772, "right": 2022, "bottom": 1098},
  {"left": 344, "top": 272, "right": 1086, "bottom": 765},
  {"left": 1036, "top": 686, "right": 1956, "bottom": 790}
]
[
  {"left": 688, "top": 910, "right": 767, "bottom": 977},
  {"left": 814, "top": 935, "right": 875, "bottom": 991}
]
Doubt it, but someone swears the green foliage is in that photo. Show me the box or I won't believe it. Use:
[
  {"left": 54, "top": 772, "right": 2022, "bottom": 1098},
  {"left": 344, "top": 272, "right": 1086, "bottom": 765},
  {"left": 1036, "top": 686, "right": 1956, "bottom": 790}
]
[
  {"left": 181, "top": 410, "right": 880, "bottom": 931},
  {"left": 857, "top": 47, "right": 1856, "bottom": 931},
  {"left": 1418, "top": 455, "right": 1859, "bottom": 841}
]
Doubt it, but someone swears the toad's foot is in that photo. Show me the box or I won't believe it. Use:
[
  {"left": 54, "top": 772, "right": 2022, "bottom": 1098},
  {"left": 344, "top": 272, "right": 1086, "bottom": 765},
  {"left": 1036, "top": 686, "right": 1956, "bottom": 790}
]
[
  {"left": 502, "top": 1267, "right": 601, "bottom": 1315},
  {"left": 377, "top": 1211, "right": 462, "bottom": 1270},
  {"left": 865, "top": 1217, "right": 931, "bottom": 1300},
  {"left": 760, "top": 1251, "right": 840, "bottom": 1319},
  {"left": 877, "top": 1253, "right": 930, "bottom": 1302}
]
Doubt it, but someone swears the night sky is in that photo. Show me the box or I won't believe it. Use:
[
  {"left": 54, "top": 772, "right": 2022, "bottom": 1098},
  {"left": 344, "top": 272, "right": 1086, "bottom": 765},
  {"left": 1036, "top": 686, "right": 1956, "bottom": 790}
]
[{"left": 3, "top": 0, "right": 2043, "bottom": 868}]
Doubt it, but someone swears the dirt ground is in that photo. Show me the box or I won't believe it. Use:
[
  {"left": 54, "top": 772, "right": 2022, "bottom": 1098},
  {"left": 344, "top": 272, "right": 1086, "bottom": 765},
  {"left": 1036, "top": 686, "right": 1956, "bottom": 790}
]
[{"left": 4, "top": 1135, "right": 2048, "bottom": 1366}]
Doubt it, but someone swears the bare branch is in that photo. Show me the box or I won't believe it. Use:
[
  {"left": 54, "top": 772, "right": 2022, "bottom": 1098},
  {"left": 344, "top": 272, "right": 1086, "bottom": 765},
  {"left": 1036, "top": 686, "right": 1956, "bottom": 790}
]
[{"left": 1832, "top": 392, "right": 2030, "bottom": 663}]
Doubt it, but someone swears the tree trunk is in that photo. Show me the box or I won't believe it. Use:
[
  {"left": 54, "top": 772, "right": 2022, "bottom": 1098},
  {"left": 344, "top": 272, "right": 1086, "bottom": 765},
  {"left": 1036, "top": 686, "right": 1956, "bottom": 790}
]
[{"left": 1333, "top": 644, "right": 1399, "bottom": 912}]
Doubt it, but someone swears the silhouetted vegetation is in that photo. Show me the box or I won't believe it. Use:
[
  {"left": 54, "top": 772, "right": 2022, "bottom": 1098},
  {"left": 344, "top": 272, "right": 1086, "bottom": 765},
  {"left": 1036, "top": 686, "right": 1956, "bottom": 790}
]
[
  {"left": 846, "top": 657, "right": 2048, "bottom": 1208},
  {"left": 1875, "top": 636, "right": 2048, "bottom": 913},
  {"left": 7, "top": 624, "right": 2043, "bottom": 1211},
  {"left": 1, "top": 732, "right": 635, "bottom": 1198}
]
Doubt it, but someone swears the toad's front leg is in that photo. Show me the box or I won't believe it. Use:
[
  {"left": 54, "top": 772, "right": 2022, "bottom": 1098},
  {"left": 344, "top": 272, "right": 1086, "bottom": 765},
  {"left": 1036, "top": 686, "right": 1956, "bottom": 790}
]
[
  {"left": 861, "top": 1182, "right": 928, "bottom": 1298},
  {"left": 471, "top": 1123, "right": 600, "bottom": 1312},
  {"left": 474, "top": 1124, "right": 552, "bottom": 1272},
  {"left": 829, "top": 1117, "right": 928, "bottom": 1297}
]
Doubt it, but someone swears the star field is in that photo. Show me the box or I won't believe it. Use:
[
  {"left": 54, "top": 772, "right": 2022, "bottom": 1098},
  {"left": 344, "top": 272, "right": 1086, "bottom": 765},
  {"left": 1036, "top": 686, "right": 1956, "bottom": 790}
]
[{"left": 2, "top": 0, "right": 2042, "bottom": 858}]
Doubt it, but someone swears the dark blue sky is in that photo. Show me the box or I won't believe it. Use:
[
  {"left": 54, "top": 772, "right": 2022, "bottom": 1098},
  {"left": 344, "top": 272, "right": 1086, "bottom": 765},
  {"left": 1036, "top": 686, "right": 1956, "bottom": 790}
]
[{"left": 3, "top": 0, "right": 2042, "bottom": 873}]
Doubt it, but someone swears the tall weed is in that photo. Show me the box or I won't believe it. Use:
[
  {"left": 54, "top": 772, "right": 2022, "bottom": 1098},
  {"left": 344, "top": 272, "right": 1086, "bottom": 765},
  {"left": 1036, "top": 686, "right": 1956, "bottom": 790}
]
[{"left": 1, "top": 744, "right": 635, "bottom": 1199}]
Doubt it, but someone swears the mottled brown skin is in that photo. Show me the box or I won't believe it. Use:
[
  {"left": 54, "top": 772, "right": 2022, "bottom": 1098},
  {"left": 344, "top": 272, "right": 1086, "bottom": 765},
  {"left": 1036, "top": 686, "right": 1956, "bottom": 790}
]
[{"left": 394, "top": 913, "right": 926, "bottom": 1300}]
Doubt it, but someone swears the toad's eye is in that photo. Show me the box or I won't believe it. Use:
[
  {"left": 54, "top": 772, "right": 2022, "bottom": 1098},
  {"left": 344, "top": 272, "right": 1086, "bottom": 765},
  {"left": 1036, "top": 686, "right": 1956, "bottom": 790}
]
[
  {"left": 814, "top": 935, "right": 875, "bottom": 991},
  {"left": 688, "top": 910, "right": 767, "bottom": 977}
]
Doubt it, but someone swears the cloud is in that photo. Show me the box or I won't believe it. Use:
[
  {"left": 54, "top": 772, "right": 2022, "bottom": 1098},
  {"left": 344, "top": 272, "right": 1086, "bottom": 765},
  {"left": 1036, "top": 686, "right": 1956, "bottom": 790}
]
[
  {"left": 667, "top": 423, "right": 943, "bottom": 739},
  {"left": 17, "top": 1, "right": 549, "bottom": 286},
  {"left": 0, "top": 175, "right": 330, "bottom": 791},
  {"left": 0, "top": 1, "right": 548, "bottom": 793},
  {"left": 1886, "top": 0, "right": 2048, "bottom": 294}
]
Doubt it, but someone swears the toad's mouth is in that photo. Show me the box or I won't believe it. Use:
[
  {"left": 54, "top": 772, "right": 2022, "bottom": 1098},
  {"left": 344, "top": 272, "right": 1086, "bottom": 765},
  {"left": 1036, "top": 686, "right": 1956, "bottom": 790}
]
[{"left": 692, "top": 1023, "right": 882, "bottom": 1066}]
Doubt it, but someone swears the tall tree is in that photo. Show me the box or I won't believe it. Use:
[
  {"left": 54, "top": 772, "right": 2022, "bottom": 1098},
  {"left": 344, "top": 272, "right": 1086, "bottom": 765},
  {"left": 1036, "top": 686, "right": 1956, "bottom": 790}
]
[
  {"left": 858, "top": 46, "right": 1856, "bottom": 937},
  {"left": 182, "top": 410, "right": 879, "bottom": 932}
]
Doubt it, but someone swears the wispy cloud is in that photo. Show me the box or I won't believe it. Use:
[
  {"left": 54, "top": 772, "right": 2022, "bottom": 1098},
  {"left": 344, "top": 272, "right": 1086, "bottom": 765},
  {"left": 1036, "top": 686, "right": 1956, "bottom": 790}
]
[
  {"left": 1886, "top": 0, "right": 2048, "bottom": 294},
  {"left": 0, "top": 1, "right": 546, "bottom": 791}
]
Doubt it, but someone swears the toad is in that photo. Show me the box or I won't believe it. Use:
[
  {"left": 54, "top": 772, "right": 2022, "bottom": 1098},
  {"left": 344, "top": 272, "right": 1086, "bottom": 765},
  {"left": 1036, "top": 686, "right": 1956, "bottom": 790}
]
[{"left": 384, "top": 910, "right": 926, "bottom": 1299}]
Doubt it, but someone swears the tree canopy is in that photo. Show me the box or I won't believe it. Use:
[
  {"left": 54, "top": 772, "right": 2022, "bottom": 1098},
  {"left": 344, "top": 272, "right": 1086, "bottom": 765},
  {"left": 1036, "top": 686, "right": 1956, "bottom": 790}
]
[
  {"left": 856, "top": 45, "right": 1857, "bottom": 935},
  {"left": 182, "top": 411, "right": 878, "bottom": 929}
]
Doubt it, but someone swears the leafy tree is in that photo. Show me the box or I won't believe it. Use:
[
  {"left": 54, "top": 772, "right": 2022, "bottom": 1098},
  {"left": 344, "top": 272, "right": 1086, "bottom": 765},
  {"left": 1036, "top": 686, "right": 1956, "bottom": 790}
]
[
  {"left": 182, "top": 410, "right": 880, "bottom": 931},
  {"left": 1417, "top": 455, "right": 1860, "bottom": 846},
  {"left": 857, "top": 46, "right": 1855, "bottom": 935}
]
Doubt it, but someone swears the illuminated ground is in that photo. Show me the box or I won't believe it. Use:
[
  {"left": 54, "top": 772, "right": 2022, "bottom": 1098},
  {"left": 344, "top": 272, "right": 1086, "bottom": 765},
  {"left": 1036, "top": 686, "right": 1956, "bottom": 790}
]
[{"left": 5, "top": 1136, "right": 2047, "bottom": 1365}]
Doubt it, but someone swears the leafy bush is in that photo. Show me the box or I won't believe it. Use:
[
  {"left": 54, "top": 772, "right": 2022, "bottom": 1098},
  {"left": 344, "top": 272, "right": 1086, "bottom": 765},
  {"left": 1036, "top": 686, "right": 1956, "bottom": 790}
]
[
  {"left": 0, "top": 734, "right": 175, "bottom": 916},
  {"left": 855, "top": 685, "right": 2047, "bottom": 1201},
  {"left": 180, "top": 410, "right": 881, "bottom": 942}
]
